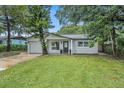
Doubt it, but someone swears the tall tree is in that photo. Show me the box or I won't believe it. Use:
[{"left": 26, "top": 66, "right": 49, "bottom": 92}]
[
  {"left": 0, "top": 6, "right": 11, "bottom": 51},
  {"left": 84, "top": 6, "right": 124, "bottom": 56},
  {"left": 0, "top": 5, "right": 28, "bottom": 51},
  {"left": 26, "top": 6, "right": 52, "bottom": 54}
]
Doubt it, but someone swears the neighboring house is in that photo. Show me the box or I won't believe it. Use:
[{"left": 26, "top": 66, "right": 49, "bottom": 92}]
[
  {"left": 27, "top": 33, "right": 98, "bottom": 54},
  {"left": 0, "top": 36, "right": 26, "bottom": 45}
]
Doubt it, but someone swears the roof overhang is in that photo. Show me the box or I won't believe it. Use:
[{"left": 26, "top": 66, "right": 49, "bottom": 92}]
[{"left": 27, "top": 32, "right": 89, "bottom": 40}]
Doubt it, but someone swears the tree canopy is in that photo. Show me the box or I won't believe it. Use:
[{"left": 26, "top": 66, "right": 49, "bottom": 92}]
[
  {"left": 57, "top": 25, "right": 86, "bottom": 34},
  {"left": 26, "top": 5, "right": 52, "bottom": 54},
  {"left": 56, "top": 5, "right": 124, "bottom": 56},
  {"left": 0, "top": 5, "right": 28, "bottom": 51}
]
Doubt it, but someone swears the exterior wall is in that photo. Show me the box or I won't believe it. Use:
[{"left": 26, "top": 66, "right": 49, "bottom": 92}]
[
  {"left": 27, "top": 34, "right": 98, "bottom": 54},
  {"left": 27, "top": 41, "right": 42, "bottom": 54},
  {"left": 46, "top": 34, "right": 70, "bottom": 54},
  {"left": 72, "top": 40, "right": 98, "bottom": 54},
  {"left": 2, "top": 39, "right": 26, "bottom": 45},
  {"left": 47, "top": 40, "right": 61, "bottom": 54},
  {"left": 47, "top": 39, "right": 98, "bottom": 54},
  {"left": 27, "top": 38, "right": 42, "bottom": 54},
  {"left": 47, "top": 39, "right": 71, "bottom": 54}
]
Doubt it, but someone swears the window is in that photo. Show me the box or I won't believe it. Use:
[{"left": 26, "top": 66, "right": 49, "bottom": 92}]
[
  {"left": 78, "top": 42, "right": 83, "bottom": 47},
  {"left": 78, "top": 41, "right": 88, "bottom": 47},
  {"left": 51, "top": 42, "right": 59, "bottom": 50},
  {"left": 84, "top": 41, "right": 88, "bottom": 47}
]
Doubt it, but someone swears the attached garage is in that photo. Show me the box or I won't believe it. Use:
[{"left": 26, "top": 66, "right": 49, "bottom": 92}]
[{"left": 27, "top": 38, "right": 42, "bottom": 54}]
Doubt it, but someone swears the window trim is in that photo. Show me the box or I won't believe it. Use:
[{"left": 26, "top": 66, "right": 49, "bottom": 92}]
[
  {"left": 83, "top": 41, "right": 89, "bottom": 47},
  {"left": 78, "top": 42, "right": 84, "bottom": 47},
  {"left": 51, "top": 41, "right": 60, "bottom": 50},
  {"left": 77, "top": 40, "right": 89, "bottom": 48}
]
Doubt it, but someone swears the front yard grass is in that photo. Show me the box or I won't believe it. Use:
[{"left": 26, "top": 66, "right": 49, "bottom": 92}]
[{"left": 0, "top": 55, "right": 124, "bottom": 88}]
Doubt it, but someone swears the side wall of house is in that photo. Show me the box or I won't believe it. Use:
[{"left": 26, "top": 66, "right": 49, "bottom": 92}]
[{"left": 72, "top": 40, "right": 98, "bottom": 54}]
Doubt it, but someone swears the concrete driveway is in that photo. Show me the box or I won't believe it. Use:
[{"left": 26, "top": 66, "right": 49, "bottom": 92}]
[{"left": 0, "top": 52, "right": 41, "bottom": 71}]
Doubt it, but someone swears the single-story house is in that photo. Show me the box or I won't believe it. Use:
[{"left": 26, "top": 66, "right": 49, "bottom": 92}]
[
  {"left": 27, "top": 33, "right": 98, "bottom": 54},
  {"left": 0, "top": 36, "right": 26, "bottom": 45}
]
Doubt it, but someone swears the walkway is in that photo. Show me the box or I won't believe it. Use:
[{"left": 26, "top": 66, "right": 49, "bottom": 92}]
[{"left": 0, "top": 52, "right": 41, "bottom": 71}]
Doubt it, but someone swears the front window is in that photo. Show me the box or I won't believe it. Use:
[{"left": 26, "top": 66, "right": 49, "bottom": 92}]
[
  {"left": 78, "top": 42, "right": 83, "bottom": 47},
  {"left": 51, "top": 42, "right": 59, "bottom": 50},
  {"left": 84, "top": 41, "right": 88, "bottom": 47},
  {"left": 78, "top": 41, "right": 88, "bottom": 47}
]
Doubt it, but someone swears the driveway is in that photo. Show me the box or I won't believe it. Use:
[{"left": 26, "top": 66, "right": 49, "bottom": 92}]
[{"left": 0, "top": 52, "right": 41, "bottom": 70}]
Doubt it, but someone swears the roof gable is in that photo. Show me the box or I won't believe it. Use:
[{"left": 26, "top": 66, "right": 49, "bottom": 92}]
[
  {"left": 62, "top": 34, "right": 88, "bottom": 39},
  {"left": 27, "top": 32, "right": 88, "bottom": 40},
  {"left": 46, "top": 33, "right": 70, "bottom": 40}
]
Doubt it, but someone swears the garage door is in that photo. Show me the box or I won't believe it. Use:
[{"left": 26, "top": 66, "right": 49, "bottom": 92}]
[{"left": 29, "top": 41, "right": 42, "bottom": 54}]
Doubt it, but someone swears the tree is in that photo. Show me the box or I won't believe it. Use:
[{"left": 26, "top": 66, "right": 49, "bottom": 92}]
[
  {"left": 56, "top": 6, "right": 84, "bottom": 25},
  {"left": 0, "top": 6, "right": 11, "bottom": 51},
  {"left": 56, "top": 5, "right": 124, "bottom": 56},
  {"left": 57, "top": 25, "right": 86, "bottom": 34},
  {"left": 56, "top": 6, "right": 109, "bottom": 52},
  {"left": 26, "top": 6, "right": 52, "bottom": 54},
  {"left": 0, "top": 5, "right": 28, "bottom": 51},
  {"left": 84, "top": 6, "right": 124, "bottom": 56},
  {"left": 10, "top": 6, "right": 29, "bottom": 37}
]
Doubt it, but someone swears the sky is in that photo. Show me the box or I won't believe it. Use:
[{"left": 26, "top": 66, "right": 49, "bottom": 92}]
[{"left": 49, "top": 5, "right": 61, "bottom": 32}]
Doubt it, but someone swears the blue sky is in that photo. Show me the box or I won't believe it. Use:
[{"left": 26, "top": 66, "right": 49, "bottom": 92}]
[{"left": 49, "top": 5, "right": 61, "bottom": 32}]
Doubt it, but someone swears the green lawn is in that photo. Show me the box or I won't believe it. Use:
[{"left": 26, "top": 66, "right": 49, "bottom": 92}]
[{"left": 0, "top": 55, "right": 124, "bottom": 88}]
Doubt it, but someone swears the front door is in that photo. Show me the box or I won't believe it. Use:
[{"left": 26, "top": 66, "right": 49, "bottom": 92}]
[{"left": 63, "top": 41, "right": 69, "bottom": 53}]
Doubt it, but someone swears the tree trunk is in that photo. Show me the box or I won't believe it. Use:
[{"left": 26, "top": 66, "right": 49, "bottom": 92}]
[
  {"left": 110, "top": 17, "right": 117, "bottom": 57},
  {"left": 111, "top": 29, "right": 116, "bottom": 56},
  {"left": 39, "top": 28, "right": 48, "bottom": 55},
  {"left": 101, "top": 43, "right": 105, "bottom": 52},
  {"left": 4, "top": 7, "right": 11, "bottom": 52}
]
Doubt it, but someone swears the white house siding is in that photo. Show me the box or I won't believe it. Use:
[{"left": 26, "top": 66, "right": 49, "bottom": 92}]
[
  {"left": 72, "top": 40, "right": 98, "bottom": 54},
  {"left": 46, "top": 34, "right": 70, "bottom": 54},
  {"left": 27, "top": 38, "right": 42, "bottom": 54},
  {"left": 27, "top": 34, "right": 98, "bottom": 54},
  {"left": 47, "top": 39, "right": 71, "bottom": 54},
  {"left": 47, "top": 40, "right": 61, "bottom": 54}
]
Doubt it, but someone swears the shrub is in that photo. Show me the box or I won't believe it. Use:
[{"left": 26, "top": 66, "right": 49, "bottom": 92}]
[
  {"left": 104, "top": 45, "right": 113, "bottom": 55},
  {"left": 0, "top": 44, "right": 27, "bottom": 52},
  {"left": 11, "top": 45, "right": 27, "bottom": 51},
  {"left": 116, "top": 37, "right": 124, "bottom": 57},
  {"left": 0, "top": 45, "right": 6, "bottom": 52}
]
